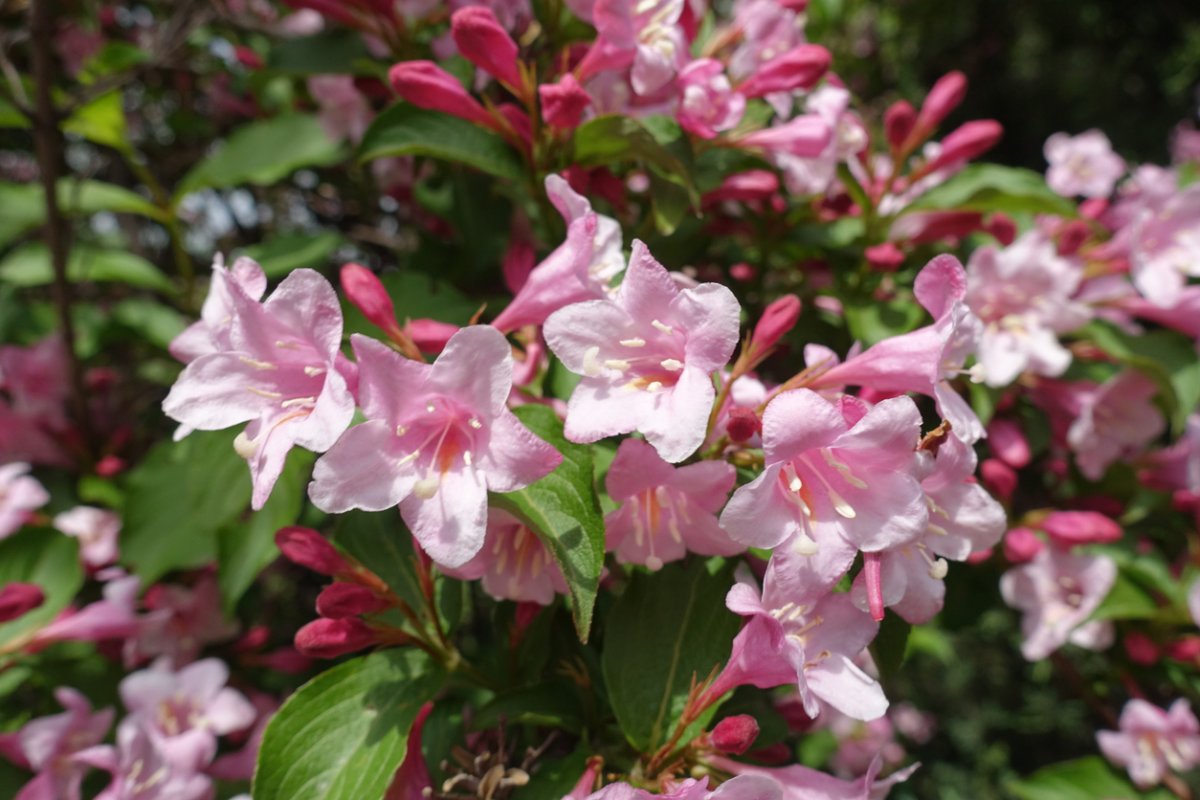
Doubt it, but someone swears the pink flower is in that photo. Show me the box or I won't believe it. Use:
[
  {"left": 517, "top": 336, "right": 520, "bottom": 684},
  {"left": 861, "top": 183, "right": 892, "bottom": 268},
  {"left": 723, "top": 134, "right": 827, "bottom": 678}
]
[
  {"left": 75, "top": 721, "right": 213, "bottom": 800},
  {"left": 710, "top": 754, "right": 919, "bottom": 800},
  {"left": 308, "top": 75, "right": 374, "bottom": 144},
  {"left": 1130, "top": 185, "right": 1200, "bottom": 307},
  {"left": 439, "top": 508, "right": 567, "bottom": 604},
  {"left": 451, "top": 6, "right": 524, "bottom": 91},
  {"left": 587, "top": 0, "right": 688, "bottom": 96},
  {"left": 736, "top": 116, "right": 833, "bottom": 158},
  {"left": 134, "top": 572, "right": 240, "bottom": 666},
  {"left": 169, "top": 256, "right": 267, "bottom": 365},
  {"left": 1040, "top": 511, "right": 1122, "bottom": 546},
  {"left": 911, "top": 71, "right": 967, "bottom": 143},
  {"left": 0, "top": 582, "right": 44, "bottom": 623},
  {"left": 30, "top": 573, "right": 140, "bottom": 648},
  {"left": 964, "top": 232, "right": 1091, "bottom": 387},
  {"left": 604, "top": 438, "right": 740, "bottom": 569},
  {"left": 1066, "top": 370, "right": 1165, "bottom": 480},
  {"left": 720, "top": 390, "right": 927, "bottom": 560},
  {"left": 1000, "top": 546, "right": 1116, "bottom": 661},
  {"left": 728, "top": 0, "right": 806, "bottom": 81},
  {"left": 309, "top": 327, "right": 561, "bottom": 567},
  {"left": 119, "top": 658, "right": 256, "bottom": 771},
  {"left": 677, "top": 59, "right": 745, "bottom": 139},
  {"left": 53, "top": 507, "right": 119, "bottom": 568},
  {"left": 163, "top": 269, "right": 356, "bottom": 509},
  {"left": 736, "top": 44, "right": 831, "bottom": 98},
  {"left": 584, "top": 774, "right": 783, "bottom": 800},
  {"left": 0, "top": 462, "right": 48, "bottom": 539},
  {"left": 1098, "top": 699, "right": 1200, "bottom": 788},
  {"left": 13, "top": 687, "right": 113, "bottom": 800},
  {"left": 544, "top": 240, "right": 740, "bottom": 462},
  {"left": 1044, "top": 130, "right": 1126, "bottom": 198}
]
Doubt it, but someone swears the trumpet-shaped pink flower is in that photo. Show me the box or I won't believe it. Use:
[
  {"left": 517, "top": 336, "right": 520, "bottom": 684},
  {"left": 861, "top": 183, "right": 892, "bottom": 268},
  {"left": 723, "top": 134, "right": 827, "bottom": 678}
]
[
  {"left": 711, "top": 754, "right": 919, "bottom": 800},
  {"left": 0, "top": 462, "right": 48, "bottom": 540},
  {"left": 720, "top": 390, "right": 927, "bottom": 559},
  {"left": 163, "top": 269, "right": 356, "bottom": 509},
  {"left": 585, "top": 774, "right": 782, "bottom": 800},
  {"left": 545, "top": 240, "right": 740, "bottom": 462},
  {"left": 1000, "top": 546, "right": 1116, "bottom": 661},
  {"left": 1130, "top": 185, "right": 1200, "bottom": 307},
  {"left": 30, "top": 573, "right": 140, "bottom": 648},
  {"left": 75, "top": 721, "right": 213, "bottom": 800},
  {"left": 134, "top": 572, "right": 240, "bottom": 666},
  {"left": 964, "top": 232, "right": 1091, "bottom": 387},
  {"left": 1067, "top": 370, "right": 1165, "bottom": 480},
  {"left": 309, "top": 328, "right": 561, "bottom": 568},
  {"left": 1044, "top": 130, "right": 1126, "bottom": 198},
  {"left": 168, "top": 256, "right": 266, "bottom": 364},
  {"left": 13, "top": 687, "right": 113, "bottom": 800},
  {"left": 53, "top": 506, "right": 119, "bottom": 568},
  {"left": 604, "top": 437, "right": 740, "bottom": 569},
  {"left": 677, "top": 58, "right": 744, "bottom": 139},
  {"left": 1098, "top": 699, "right": 1200, "bottom": 788},
  {"left": 119, "top": 658, "right": 255, "bottom": 771},
  {"left": 439, "top": 508, "right": 567, "bottom": 604},
  {"left": 588, "top": 0, "right": 687, "bottom": 96}
]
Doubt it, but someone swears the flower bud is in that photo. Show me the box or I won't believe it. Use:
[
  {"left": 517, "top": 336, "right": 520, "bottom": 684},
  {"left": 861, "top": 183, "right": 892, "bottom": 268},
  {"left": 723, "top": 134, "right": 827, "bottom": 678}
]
[
  {"left": 0, "top": 582, "right": 44, "bottom": 623},
  {"left": 294, "top": 617, "right": 377, "bottom": 659},
  {"left": 275, "top": 526, "right": 351, "bottom": 576},
  {"left": 884, "top": 100, "right": 916, "bottom": 152},
  {"left": 388, "top": 61, "right": 495, "bottom": 129},
  {"left": 316, "top": 583, "right": 392, "bottom": 619},
  {"left": 750, "top": 294, "right": 802, "bottom": 355},
  {"left": 503, "top": 233, "right": 536, "bottom": 293},
  {"left": 702, "top": 170, "right": 779, "bottom": 206},
  {"left": 1166, "top": 636, "right": 1200, "bottom": 663},
  {"left": 726, "top": 407, "right": 762, "bottom": 443},
  {"left": 1125, "top": 631, "right": 1160, "bottom": 666},
  {"left": 915, "top": 71, "right": 967, "bottom": 135},
  {"left": 923, "top": 120, "right": 1003, "bottom": 174},
  {"left": 987, "top": 418, "right": 1030, "bottom": 468},
  {"left": 985, "top": 213, "right": 1017, "bottom": 246},
  {"left": 710, "top": 714, "right": 760, "bottom": 755},
  {"left": 539, "top": 74, "right": 591, "bottom": 131},
  {"left": 737, "top": 44, "right": 831, "bottom": 98},
  {"left": 1041, "top": 510, "right": 1122, "bottom": 546},
  {"left": 1056, "top": 220, "right": 1091, "bottom": 256},
  {"left": 451, "top": 7, "right": 523, "bottom": 92},
  {"left": 405, "top": 319, "right": 460, "bottom": 355},
  {"left": 865, "top": 242, "right": 905, "bottom": 271},
  {"left": 340, "top": 263, "right": 402, "bottom": 338},
  {"left": 1003, "top": 527, "right": 1043, "bottom": 563},
  {"left": 737, "top": 116, "right": 832, "bottom": 157}
]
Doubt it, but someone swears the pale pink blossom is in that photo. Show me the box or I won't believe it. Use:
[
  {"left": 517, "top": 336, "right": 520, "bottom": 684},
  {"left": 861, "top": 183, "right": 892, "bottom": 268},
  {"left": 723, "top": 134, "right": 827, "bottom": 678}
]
[
  {"left": 545, "top": 240, "right": 739, "bottom": 462},
  {"left": 0, "top": 462, "right": 48, "bottom": 540},
  {"left": 1098, "top": 699, "right": 1200, "bottom": 788},
  {"left": 13, "top": 688, "right": 113, "bottom": 800},
  {"left": 728, "top": 0, "right": 806, "bottom": 81},
  {"left": 604, "top": 437, "right": 740, "bottom": 569},
  {"left": 677, "top": 59, "right": 744, "bottom": 139},
  {"left": 439, "top": 508, "right": 567, "bottom": 604},
  {"left": 1067, "top": 370, "right": 1165, "bottom": 480},
  {"left": 1189, "top": 578, "right": 1200, "bottom": 629},
  {"left": 163, "top": 269, "right": 356, "bottom": 509},
  {"left": 168, "top": 256, "right": 267, "bottom": 365},
  {"left": 30, "top": 573, "right": 140, "bottom": 648},
  {"left": 773, "top": 87, "right": 866, "bottom": 196},
  {"left": 711, "top": 752, "right": 919, "bottom": 799},
  {"left": 53, "top": 507, "right": 119, "bottom": 568},
  {"left": 308, "top": 75, "right": 374, "bottom": 145},
  {"left": 1000, "top": 546, "right": 1116, "bottom": 661},
  {"left": 1044, "top": 130, "right": 1126, "bottom": 198},
  {"left": 75, "top": 721, "right": 214, "bottom": 800},
  {"left": 586, "top": 0, "right": 688, "bottom": 96},
  {"left": 585, "top": 774, "right": 783, "bottom": 800},
  {"left": 134, "top": 572, "right": 240, "bottom": 666},
  {"left": 1129, "top": 185, "right": 1200, "bottom": 307},
  {"left": 309, "top": 327, "right": 561, "bottom": 568}
]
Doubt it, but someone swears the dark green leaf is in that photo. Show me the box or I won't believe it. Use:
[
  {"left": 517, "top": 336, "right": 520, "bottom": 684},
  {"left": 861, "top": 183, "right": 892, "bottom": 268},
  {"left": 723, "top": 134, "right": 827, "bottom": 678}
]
[
  {"left": 0, "top": 529, "right": 83, "bottom": 654},
  {"left": 1008, "top": 756, "right": 1174, "bottom": 800},
  {"left": 470, "top": 681, "right": 583, "bottom": 732},
  {"left": 254, "top": 649, "right": 443, "bottom": 800},
  {"left": 601, "top": 558, "right": 741, "bottom": 752},
  {"left": 903, "top": 164, "right": 1076, "bottom": 217},
  {"left": 332, "top": 510, "right": 424, "bottom": 612},
  {"left": 490, "top": 405, "right": 605, "bottom": 643},
  {"left": 870, "top": 612, "right": 912, "bottom": 681},
  {"left": 269, "top": 30, "right": 375, "bottom": 75},
  {"left": 1083, "top": 321, "right": 1200, "bottom": 434},
  {"left": 522, "top": 747, "right": 591, "bottom": 800},
  {"left": 359, "top": 104, "right": 524, "bottom": 181},
  {"left": 0, "top": 243, "right": 175, "bottom": 293}
]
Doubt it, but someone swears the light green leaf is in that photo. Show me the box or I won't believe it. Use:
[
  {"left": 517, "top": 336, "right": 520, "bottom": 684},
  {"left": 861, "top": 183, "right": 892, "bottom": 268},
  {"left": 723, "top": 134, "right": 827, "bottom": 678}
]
[
  {"left": 238, "top": 231, "right": 343, "bottom": 278},
  {"left": 359, "top": 104, "right": 524, "bottom": 181},
  {"left": 490, "top": 405, "right": 605, "bottom": 643},
  {"left": 601, "top": 559, "right": 741, "bottom": 752},
  {"left": 63, "top": 90, "right": 129, "bottom": 151},
  {"left": 1083, "top": 321, "right": 1200, "bottom": 434},
  {"left": 0, "top": 529, "right": 83, "bottom": 654},
  {"left": 177, "top": 114, "right": 343, "bottom": 198},
  {"left": 0, "top": 243, "right": 175, "bottom": 293},
  {"left": 843, "top": 295, "right": 927, "bottom": 346},
  {"left": 253, "top": 649, "right": 443, "bottom": 800},
  {"left": 1009, "top": 756, "right": 1175, "bottom": 800},
  {"left": 0, "top": 180, "right": 165, "bottom": 247},
  {"left": 0, "top": 98, "right": 28, "bottom": 129},
  {"left": 902, "top": 164, "right": 1076, "bottom": 217},
  {"left": 1091, "top": 571, "right": 1158, "bottom": 622},
  {"left": 110, "top": 299, "right": 188, "bottom": 350}
]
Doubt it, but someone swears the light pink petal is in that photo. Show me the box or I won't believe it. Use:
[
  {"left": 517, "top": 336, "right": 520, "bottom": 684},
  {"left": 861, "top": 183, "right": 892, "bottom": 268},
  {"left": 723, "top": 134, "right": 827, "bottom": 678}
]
[
  {"left": 478, "top": 409, "right": 562, "bottom": 493},
  {"left": 616, "top": 241, "right": 682, "bottom": 324},
  {"left": 245, "top": 412, "right": 301, "bottom": 511},
  {"left": 429, "top": 326, "right": 515, "bottom": 419},
  {"left": 162, "top": 353, "right": 272, "bottom": 431},
  {"left": 309, "top": 420, "right": 417, "bottom": 513},
  {"left": 606, "top": 437, "right": 678, "bottom": 500},
  {"left": 207, "top": 688, "right": 256, "bottom": 735},
  {"left": 14, "top": 771, "right": 56, "bottom": 800},
  {"left": 764, "top": 535, "right": 857, "bottom": 607},
  {"left": 640, "top": 366, "right": 714, "bottom": 463},
  {"left": 401, "top": 466, "right": 488, "bottom": 568},
  {"left": 261, "top": 269, "right": 344, "bottom": 359},
  {"left": 807, "top": 653, "right": 889, "bottom": 721},
  {"left": 563, "top": 378, "right": 650, "bottom": 444},
  {"left": 761, "top": 389, "right": 845, "bottom": 464},
  {"left": 672, "top": 460, "right": 736, "bottom": 512},
  {"left": 677, "top": 283, "right": 741, "bottom": 373},
  {"left": 493, "top": 214, "right": 601, "bottom": 333},
  {"left": 720, "top": 464, "right": 802, "bottom": 549},
  {"left": 352, "top": 334, "right": 430, "bottom": 425},
  {"left": 544, "top": 301, "right": 635, "bottom": 374},
  {"left": 290, "top": 365, "right": 355, "bottom": 453},
  {"left": 914, "top": 254, "right": 967, "bottom": 319}
]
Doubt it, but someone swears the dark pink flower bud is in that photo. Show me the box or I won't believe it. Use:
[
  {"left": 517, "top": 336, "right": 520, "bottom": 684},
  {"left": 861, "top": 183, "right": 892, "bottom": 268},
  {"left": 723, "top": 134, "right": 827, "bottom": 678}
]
[
  {"left": 405, "top": 319, "right": 459, "bottom": 355},
  {"left": 915, "top": 71, "right": 967, "bottom": 135},
  {"left": 0, "top": 582, "right": 44, "bottom": 622},
  {"left": 451, "top": 7, "right": 524, "bottom": 92},
  {"left": 1003, "top": 527, "right": 1043, "bottom": 563},
  {"left": 294, "top": 617, "right": 377, "bottom": 659},
  {"left": 341, "top": 263, "right": 402, "bottom": 338},
  {"left": 1041, "top": 511, "right": 1122, "bottom": 546},
  {"left": 1166, "top": 636, "right": 1200, "bottom": 663},
  {"left": 1056, "top": 220, "right": 1091, "bottom": 256},
  {"left": 711, "top": 714, "right": 760, "bottom": 755},
  {"left": 703, "top": 170, "right": 779, "bottom": 205},
  {"left": 1125, "top": 631, "right": 1160, "bottom": 666},
  {"left": 388, "top": 61, "right": 495, "bottom": 129},
  {"left": 539, "top": 74, "right": 591, "bottom": 131},
  {"left": 965, "top": 547, "right": 993, "bottom": 564},
  {"left": 751, "top": 294, "right": 802, "bottom": 354},
  {"left": 985, "top": 213, "right": 1017, "bottom": 246},
  {"left": 987, "top": 418, "right": 1030, "bottom": 468},
  {"left": 234, "top": 45, "right": 264, "bottom": 70},
  {"left": 275, "top": 526, "right": 351, "bottom": 576},
  {"left": 923, "top": 120, "right": 1003, "bottom": 174},
  {"left": 316, "top": 583, "right": 392, "bottom": 619},
  {"left": 729, "top": 262, "right": 756, "bottom": 282},
  {"left": 737, "top": 44, "right": 831, "bottom": 98},
  {"left": 726, "top": 407, "right": 762, "bottom": 443},
  {"left": 884, "top": 100, "right": 916, "bottom": 152},
  {"left": 865, "top": 242, "right": 905, "bottom": 272},
  {"left": 95, "top": 455, "right": 125, "bottom": 477}
]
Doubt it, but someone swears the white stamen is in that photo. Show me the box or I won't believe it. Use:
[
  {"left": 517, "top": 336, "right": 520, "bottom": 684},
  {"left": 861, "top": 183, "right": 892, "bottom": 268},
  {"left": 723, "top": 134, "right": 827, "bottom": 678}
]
[
  {"left": 830, "top": 491, "right": 857, "bottom": 519},
  {"left": 303, "top": 365, "right": 325, "bottom": 377},
  {"left": 233, "top": 431, "right": 258, "bottom": 459},
  {"left": 426, "top": 403, "right": 436, "bottom": 413},
  {"left": 398, "top": 451, "right": 420, "bottom": 466},
  {"left": 646, "top": 381, "right": 663, "bottom": 392},
  {"left": 820, "top": 449, "right": 868, "bottom": 489},
  {"left": 660, "top": 358, "right": 683, "bottom": 371},
  {"left": 238, "top": 356, "right": 275, "bottom": 370},
  {"left": 792, "top": 532, "right": 819, "bottom": 555},
  {"left": 928, "top": 558, "right": 949, "bottom": 580},
  {"left": 605, "top": 359, "right": 631, "bottom": 371},
  {"left": 463, "top": 451, "right": 473, "bottom": 466},
  {"left": 583, "top": 346, "right": 603, "bottom": 377},
  {"left": 468, "top": 418, "right": 483, "bottom": 429},
  {"left": 646, "top": 555, "right": 664, "bottom": 571},
  {"left": 789, "top": 475, "right": 803, "bottom": 493},
  {"left": 247, "top": 387, "right": 283, "bottom": 399},
  {"left": 396, "top": 424, "right": 408, "bottom": 436},
  {"left": 281, "top": 396, "right": 316, "bottom": 408},
  {"left": 620, "top": 337, "right": 646, "bottom": 348},
  {"left": 651, "top": 319, "right": 674, "bottom": 334},
  {"left": 413, "top": 477, "right": 440, "bottom": 499}
]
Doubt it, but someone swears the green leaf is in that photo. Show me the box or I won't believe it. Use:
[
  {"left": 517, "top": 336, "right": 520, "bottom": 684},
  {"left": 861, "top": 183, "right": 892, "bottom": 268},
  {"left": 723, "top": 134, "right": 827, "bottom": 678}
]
[
  {"left": 0, "top": 529, "right": 83, "bottom": 654},
  {"left": 238, "top": 231, "right": 344, "bottom": 278},
  {"left": 0, "top": 98, "right": 29, "bottom": 129},
  {"left": 332, "top": 510, "right": 425, "bottom": 613},
  {"left": 601, "top": 558, "right": 741, "bottom": 752},
  {"left": 177, "top": 114, "right": 343, "bottom": 198},
  {"left": 870, "top": 612, "right": 912, "bottom": 681},
  {"left": 359, "top": 104, "right": 524, "bottom": 181},
  {"left": 490, "top": 405, "right": 605, "bottom": 643},
  {"left": 269, "top": 30, "right": 375, "bottom": 75},
  {"left": 1083, "top": 321, "right": 1200, "bottom": 434},
  {"left": 63, "top": 91, "right": 129, "bottom": 151},
  {"left": 79, "top": 42, "right": 149, "bottom": 83},
  {"left": 902, "top": 164, "right": 1077, "bottom": 217},
  {"left": 522, "top": 747, "right": 591, "bottom": 800},
  {"left": 110, "top": 299, "right": 188, "bottom": 350},
  {"left": 0, "top": 179, "right": 165, "bottom": 246},
  {"left": 1091, "top": 571, "right": 1158, "bottom": 622},
  {"left": 121, "top": 430, "right": 252, "bottom": 585},
  {"left": 0, "top": 243, "right": 175, "bottom": 293},
  {"left": 1008, "top": 756, "right": 1175, "bottom": 800},
  {"left": 254, "top": 649, "right": 443, "bottom": 800},
  {"left": 217, "top": 450, "right": 315, "bottom": 614},
  {"left": 843, "top": 295, "right": 927, "bottom": 346},
  {"left": 342, "top": 271, "right": 478, "bottom": 338}
]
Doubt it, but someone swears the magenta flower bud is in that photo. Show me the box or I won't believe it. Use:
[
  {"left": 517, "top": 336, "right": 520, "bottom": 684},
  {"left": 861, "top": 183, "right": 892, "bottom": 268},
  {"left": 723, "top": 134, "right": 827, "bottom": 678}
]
[
  {"left": 405, "top": 319, "right": 460, "bottom": 355},
  {"left": 316, "top": 583, "right": 391, "bottom": 619},
  {"left": 1056, "top": 220, "right": 1091, "bottom": 256},
  {"left": 751, "top": 294, "right": 802, "bottom": 354},
  {"left": 987, "top": 418, "right": 1030, "bottom": 468},
  {"left": 0, "top": 582, "right": 45, "bottom": 622},
  {"left": 884, "top": 100, "right": 916, "bottom": 152},
  {"left": 737, "top": 44, "right": 831, "bottom": 98},
  {"left": 980, "top": 458, "right": 1016, "bottom": 503},
  {"left": 1125, "top": 631, "right": 1160, "bottom": 666},
  {"left": 539, "top": 74, "right": 591, "bottom": 131},
  {"left": 295, "top": 617, "right": 377, "bottom": 659},
  {"left": 1003, "top": 527, "right": 1043, "bottom": 563},
  {"left": 451, "top": 7, "right": 523, "bottom": 92},
  {"left": 1166, "top": 636, "right": 1200, "bottom": 663},
  {"left": 388, "top": 61, "right": 495, "bottom": 130},
  {"left": 915, "top": 70, "right": 967, "bottom": 134},
  {"left": 737, "top": 115, "right": 832, "bottom": 157},
  {"left": 341, "top": 263, "right": 402, "bottom": 338},
  {"left": 275, "top": 526, "right": 351, "bottom": 576},
  {"left": 924, "top": 120, "right": 1003, "bottom": 173},
  {"left": 1042, "top": 510, "right": 1122, "bottom": 546},
  {"left": 865, "top": 242, "right": 905, "bottom": 272},
  {"left": 702, "top": 170, "right": 779, "bottom": 205},
  {"left": 985, "top": 213, "right": 1018, "bottom": 246},
  {"left": 710, "top": 714, "right": 760, "bottom": 754},
  {"left": 726, "top": 407, "right": 761, "bottom": 443}
]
